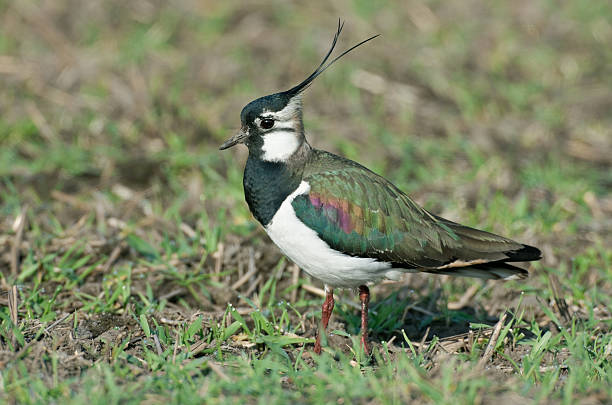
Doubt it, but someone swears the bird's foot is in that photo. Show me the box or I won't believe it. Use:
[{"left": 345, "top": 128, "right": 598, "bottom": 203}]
[
  {"left": 360, "top": 334, "right": 370, "bottom": 356},
  {"left": 314, "top": 286, "right": 335, "bottom": 354},
  {"left": 314, "top": 337, "right": 322, "bottom": 354},
  {"left": 358, "top": 285, "right": 371, "bottom": 356}
]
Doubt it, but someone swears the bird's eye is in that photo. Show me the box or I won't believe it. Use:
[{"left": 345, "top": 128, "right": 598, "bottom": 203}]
[{"left": 260, "top": 118, "right": 274, "bottom": 130}]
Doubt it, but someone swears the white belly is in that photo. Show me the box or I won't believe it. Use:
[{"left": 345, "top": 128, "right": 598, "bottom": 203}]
[{"left": 265, "top": 181, "right": 396, "bottom": 288}]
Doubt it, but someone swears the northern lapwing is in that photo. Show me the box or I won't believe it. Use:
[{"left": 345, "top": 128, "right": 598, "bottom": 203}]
[{"left": 220, "top": 21, "right": 541, "bottom": 355}]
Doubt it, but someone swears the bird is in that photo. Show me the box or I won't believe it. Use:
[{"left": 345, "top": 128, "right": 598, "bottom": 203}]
[{"left": 219, "top": 21, "right": 541, "bottom": 355}]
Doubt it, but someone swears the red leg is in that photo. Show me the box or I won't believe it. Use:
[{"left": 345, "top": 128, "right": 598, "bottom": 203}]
[
  {"left": 314, "top": 286, "right": 334, "bottom": 354},
  {"left": 358, "top": 285, "right": 370, "bottom": 355}
]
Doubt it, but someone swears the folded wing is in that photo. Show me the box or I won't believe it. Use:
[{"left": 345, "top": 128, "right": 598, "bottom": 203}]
[{"left": 293, "top": 152, "right": 540, "bottom": 278}]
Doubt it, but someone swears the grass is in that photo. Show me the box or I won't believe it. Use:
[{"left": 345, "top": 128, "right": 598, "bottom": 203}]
[{"left": 1, "top": 0, "right": 611, "bottom": 403}]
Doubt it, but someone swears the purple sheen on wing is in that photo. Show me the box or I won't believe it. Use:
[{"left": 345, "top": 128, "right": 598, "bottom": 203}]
[
  {"left": 309, "top": 195, "right": 322, "bottom": 208},
  {"left": 309, "top": 193, "right": 354, "bottom": 234}
]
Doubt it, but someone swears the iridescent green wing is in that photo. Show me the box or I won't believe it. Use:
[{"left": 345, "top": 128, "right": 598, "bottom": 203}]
[{"left": 292, "top": 151, "right": 537, "bottom": 269}]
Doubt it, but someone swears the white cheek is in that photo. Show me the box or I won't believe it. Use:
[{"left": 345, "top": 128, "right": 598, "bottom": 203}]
[{"left": 261, "top": 131, "right": 300, "bottom": 162}]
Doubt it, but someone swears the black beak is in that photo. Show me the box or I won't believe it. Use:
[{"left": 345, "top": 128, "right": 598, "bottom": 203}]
[{"left": 219, "top": 128, "right": 248, "bottom": 150}]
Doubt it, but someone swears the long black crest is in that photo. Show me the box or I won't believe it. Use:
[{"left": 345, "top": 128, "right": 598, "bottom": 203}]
[{"left": 285, "top": 20, "right": 379, "bottom": 96}]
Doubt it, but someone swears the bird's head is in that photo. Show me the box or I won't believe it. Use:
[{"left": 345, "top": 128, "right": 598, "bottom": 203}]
[{"left": 220, "top": 20, "right": 378, "bottom": 162}]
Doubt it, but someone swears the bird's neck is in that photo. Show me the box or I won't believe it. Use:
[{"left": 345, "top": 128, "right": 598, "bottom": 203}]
[{"left": 243, "top": 142, "right": 311, "bottom": 225}]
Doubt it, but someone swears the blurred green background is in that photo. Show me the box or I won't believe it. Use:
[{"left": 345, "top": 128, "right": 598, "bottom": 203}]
[
  {"left": 1, "top": 0, "right": 611, "bottom": 403},
  {"left": 2, "top": 0, "right": 610, "bottom": 235}
]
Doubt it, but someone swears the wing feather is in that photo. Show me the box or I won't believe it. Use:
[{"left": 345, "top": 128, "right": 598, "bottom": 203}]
[{"left": 292, "top": 150, "right": 540, "bottom": 273}]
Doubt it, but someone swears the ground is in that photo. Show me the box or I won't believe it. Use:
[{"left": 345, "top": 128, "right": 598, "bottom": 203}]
[{"left": 1, "top": 0, "right": 611, "bottom": 404}]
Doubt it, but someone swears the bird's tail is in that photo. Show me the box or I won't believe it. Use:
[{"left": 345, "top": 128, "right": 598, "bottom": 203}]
[
  {"left": 426, "top": 261, "right": 529, "bottom": 280},
  {"left": 427, "top": 213, "right": 540, "bottom": 280}
]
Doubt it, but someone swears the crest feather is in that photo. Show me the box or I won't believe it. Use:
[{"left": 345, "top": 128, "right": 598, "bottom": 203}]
[{"left": 285, "top": 19, "right": 379, "bottom": 96}]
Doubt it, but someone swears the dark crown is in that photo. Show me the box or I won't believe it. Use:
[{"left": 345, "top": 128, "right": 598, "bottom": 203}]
[{"left": 240, "top": 20, "right": 379, "bottom": 125}]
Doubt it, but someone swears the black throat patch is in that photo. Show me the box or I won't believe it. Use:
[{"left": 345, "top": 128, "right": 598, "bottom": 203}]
[{"left": 243, "top": 156, "right": 303, "bottom": 226}]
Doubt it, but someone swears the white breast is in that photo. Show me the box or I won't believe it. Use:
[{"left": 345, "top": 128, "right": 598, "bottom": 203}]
[{"left": 265, "top": 181, "right": 396, "bottom": 288}]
